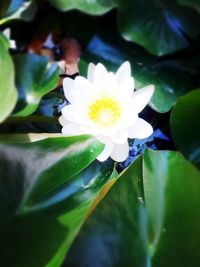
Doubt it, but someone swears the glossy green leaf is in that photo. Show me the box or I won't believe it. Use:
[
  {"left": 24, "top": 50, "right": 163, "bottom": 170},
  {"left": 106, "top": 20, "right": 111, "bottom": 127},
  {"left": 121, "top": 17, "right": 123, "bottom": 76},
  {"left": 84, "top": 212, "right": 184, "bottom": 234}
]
[
  {"left": 143, "top": 149, "right": 200, "bottom": 267},
  {"left": 0, "top": 150, "right": 115, "bottom": 267},
  {"left": 48, "top": 0, "right": 114, "bottom": 15},
  {"left": 0, "top": 134, "right": 104, "bottom": 220},
  {"left": 0, "top": 32, "right": 17, "bottom": 123},
  {"left": 170, "top": 89, "right": 200, "bottom": 166},
  {"left": 47, "top": 160, "right": 116, "bottom": 267},
  {"left": 0, "top": 0, "right": 36, "bottom": 25},
  {"left": 64, "top": 150, "right": 200, "bottom": 267},
  {"left": 116, "top": 0, "right": 200, "bottom": 55},
  {"left": 64, "top": 156, "right": 148, "bottom": 267},
  {"left": 12, "top": 53, "right": 59, "bottom": 116},
  {"left": 178, "top": 0, "right": 200, "bottom": 13}
]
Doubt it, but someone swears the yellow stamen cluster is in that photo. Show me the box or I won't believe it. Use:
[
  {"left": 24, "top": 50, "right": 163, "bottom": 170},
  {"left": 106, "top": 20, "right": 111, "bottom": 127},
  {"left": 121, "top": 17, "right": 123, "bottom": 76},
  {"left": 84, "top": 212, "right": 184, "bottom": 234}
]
[{"left": 88, "top": 96, "right": 121, "bottom": 127}]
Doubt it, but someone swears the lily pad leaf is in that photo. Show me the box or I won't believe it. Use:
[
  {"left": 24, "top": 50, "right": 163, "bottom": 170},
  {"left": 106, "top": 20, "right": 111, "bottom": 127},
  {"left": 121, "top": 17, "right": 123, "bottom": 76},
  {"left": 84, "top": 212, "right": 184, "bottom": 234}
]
[
  {"left": 12, "top": 53, "right": 59, "bottom": 116},
  {"left": 143, "top": 149, "right": 200, "bottom": 266},
  {"left": 48, "top": 0, "right": 114, "bottom": 15},
  {"left": 0, "top": 136, "right": 114, "bottom": 267},
  {"left": 45, "top": 0, "right": 200, "bottom": 55},
  {"left": 170, "top": 89, "right": 200, "bottom": 167},
  {"left": 116, "top": 0, "right": 200, "bottom": 55},
  {"left": 0, "top": 134, "right": 104, "bottom": 217},
  {"left": 0, "top": 32, "right": 17, "bottom": 123},
  {"left": 64, "top": 156, "right": 148, "bottom": 267},
  {"left": 64, "top": 150, "right": 200, "bottom": 267}
]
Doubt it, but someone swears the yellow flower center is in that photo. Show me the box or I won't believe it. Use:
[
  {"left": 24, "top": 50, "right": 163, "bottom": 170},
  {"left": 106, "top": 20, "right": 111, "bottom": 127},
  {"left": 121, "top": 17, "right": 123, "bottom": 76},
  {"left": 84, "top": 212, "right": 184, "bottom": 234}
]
[{"left": 88, "top": 97, "right": 121, "bottom": 127}]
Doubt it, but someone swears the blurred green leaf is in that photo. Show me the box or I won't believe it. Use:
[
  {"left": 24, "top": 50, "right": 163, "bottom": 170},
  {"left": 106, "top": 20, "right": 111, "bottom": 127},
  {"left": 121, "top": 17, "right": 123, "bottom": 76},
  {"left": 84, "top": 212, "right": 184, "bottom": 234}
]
[
  {"left": 64, "top": 150, "right": 200, "bottom": 267},
  {"left": 0, "top": 142, "right": 115, "bottom": 267},
  {"left": 116, "top": 0, "right": 200, "bottom": 55},
  {"left": 0, "top": 32, "right": 17, "bottom": 123},
  {"left": 170, "top": 89, "right": 200, "bottom": 167},
  {"left": 178, "top": 0, "right": 200, "bottom": 13},
  {"left": 12, "top": 53, "right": 59, "bottom": 117},
  {"left": 48, "top": 0, "right": 114, "bottom": 15},
  {"left": 0, "top": 0, "right": 36, "bottom": 25},
  {"left": 45, "top": 0, "right": 200, "bottom": 55}
]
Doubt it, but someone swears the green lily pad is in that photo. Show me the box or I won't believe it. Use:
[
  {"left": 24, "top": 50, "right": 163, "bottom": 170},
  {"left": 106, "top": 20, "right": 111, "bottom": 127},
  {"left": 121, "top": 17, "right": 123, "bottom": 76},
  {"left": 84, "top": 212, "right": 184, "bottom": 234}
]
[
  {"left": 48, "top": 0, "right": 114, "bottom": 15},
  {"left": 170, "top": 89, "right": 200, "bottom": 167},
  {"left": 0, "top": 134, "right": 115, "bottom": 266},
  {"left": 143, "top": 149, "right": 200, "bottom": 266},
  {"left": 13, "top": 53, "right": 59, "bottom": 116},
  {"left": 64, "top": 156, "right": 147, "bottom": 267},
  {"left": 46, "top": 0, "right": 200, "bottom": 55},
  {"left": 64, "top": 149, "right": 200, "bottom": 267},
  {"left": 0, "top": 32, "right": 17, "bottom": 123},
  {"left": 116, "top": 0, "right": 200, "bottom": 55},
  {"left": 0, "top": 134, "right": 104, "bottom": 218}
]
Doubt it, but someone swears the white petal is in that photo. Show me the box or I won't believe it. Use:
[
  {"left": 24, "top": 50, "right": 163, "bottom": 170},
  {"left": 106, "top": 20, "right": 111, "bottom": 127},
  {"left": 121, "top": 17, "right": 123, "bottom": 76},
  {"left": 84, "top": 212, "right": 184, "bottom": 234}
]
[
  {"left": 118, "top": 77, "right": 134, "bottom": 101},
  {"left": 93, "top": 63, "right": 107, "bottom": 82},
  {"left": 63, "top": 76, "right": 92, "bottom": 104},
  {"left": 63, "top": 78, "right": 74, "bottom": 103},
  {"left": 123, "top": 112, "right": 138, "bottom": 127},
  {"left": 128, "top": 118, "right": 153, "bottom": 139},
  {"left": 103, "top": 72, "right": 117, "bottom": 92},
  {"left": 110, "top": 142, "right": 129, "bottom": 162},
  {"left": 61, "top": 105, "right": 79, "bottom": 122},
  {"left": 115, "top": 61, "right": 131, "bottom": 83},
  {"left": 73, "top": 76, "right": 92, "bottom": 102},
  {"left": 74, "top": 76, "right": 92, "bottom": 91},
  {"left": 58, "top": 115, "right": 68, "bottom": 126},
  {"left": 112, "top": 129, "right": 128, "bottom": 144},
  {"left": 132, "top": 85, "right": 154, "bottom": 113},
  {"left": 62, "top": 123, "right": 82, "bottom": 136},
  {"left": 97, "top": 141, "right": 114, "bottom": 162},
  {"left": 87, "top": 63, "right": 95, "bottom": 82}
]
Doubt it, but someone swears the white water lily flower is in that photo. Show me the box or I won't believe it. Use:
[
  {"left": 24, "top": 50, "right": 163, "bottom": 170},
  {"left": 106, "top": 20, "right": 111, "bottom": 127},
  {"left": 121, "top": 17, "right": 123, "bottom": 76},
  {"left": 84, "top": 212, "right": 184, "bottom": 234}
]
[{"left": 59, "top": 61, "right": 154, "bottom": 162}]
